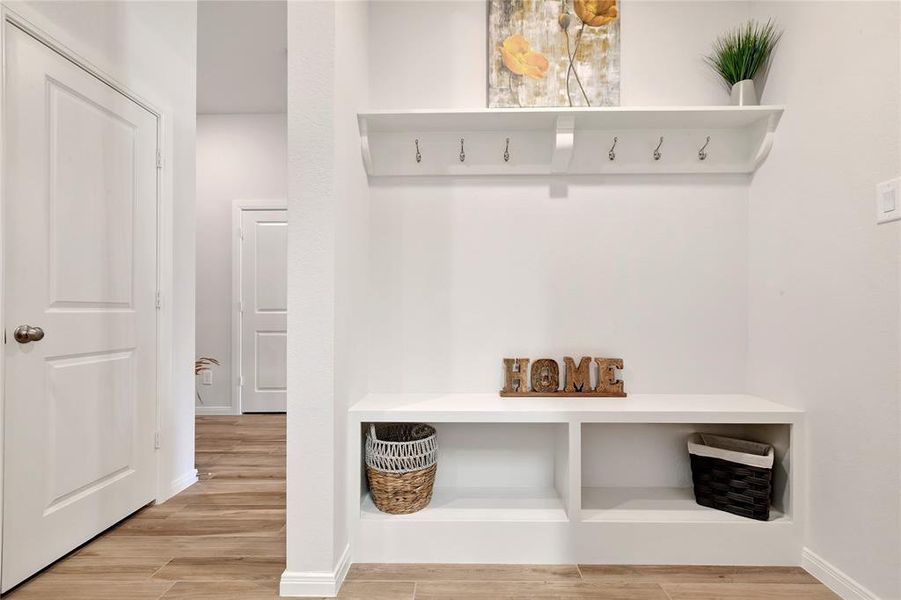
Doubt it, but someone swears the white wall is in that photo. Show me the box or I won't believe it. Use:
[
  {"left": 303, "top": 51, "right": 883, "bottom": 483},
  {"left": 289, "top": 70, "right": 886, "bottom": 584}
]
[
  {"left": 287, "top": 0, "right": 338, "bottom": 579},
  {"left": 368, "top": 177, "right": 749, "bottom": 393},
  {"left": 333, "top": 0, "right": 371, "bottom": 564},
  {"left": 284, "top": 0, "right": 369, "bottom": 591},
  {"left": 197, "top": 0, "right": 286, "bottom": 114},
  {"left": 367, "top": 1, "right": 752, "bottom": 394},
  {"left": 195, "top": 114, "right": 287, "bottom": 412},
  {"left": 4, "top": 0, "right": 198, "bottom": 501},
  {"left": 747, "top": 2, "right": 901, "bottom": 598}
]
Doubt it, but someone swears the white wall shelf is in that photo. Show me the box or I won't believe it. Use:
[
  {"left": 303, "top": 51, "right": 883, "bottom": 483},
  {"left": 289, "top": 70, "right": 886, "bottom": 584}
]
[
  {"left": 349, "top": 392, "right": 803, "bottom": 424},
  {"left": 361, "top": 487, "right": 567, "bottom": 523},
  {"left": 348, "top": 393, "right": 804, "bottom": 565},
  {"left": 580, "top": 486, "right": 787, "bottom": 523},
  {"left": 357, "top": 106, "right": 784, "bottom": 176}
]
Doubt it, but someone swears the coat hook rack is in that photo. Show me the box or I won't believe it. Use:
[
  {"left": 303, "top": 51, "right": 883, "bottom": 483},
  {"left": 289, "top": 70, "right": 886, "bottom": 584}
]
[
  {"left": 459, "top": 138, "right": 466, "bottom": 163},
  {"left": 415, "top": 139, "right": 421, "bottom": 163},
  {"left": 608, "top": 137, "right": 618, "bottom": 161},
  {"left": 504, "top": 137, "right": 510, "bottom": 163},
  {"left": 698, "top": 136, "right": 711, "bottom": 161},
  {"left": 653, "top": 137, "right": 664, "bottom": 161}
]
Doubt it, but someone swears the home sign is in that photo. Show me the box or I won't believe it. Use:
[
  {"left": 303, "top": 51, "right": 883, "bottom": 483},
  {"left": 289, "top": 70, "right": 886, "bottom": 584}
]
[{"left": 500, "top": 357, "right": 626, "bottom": 397}]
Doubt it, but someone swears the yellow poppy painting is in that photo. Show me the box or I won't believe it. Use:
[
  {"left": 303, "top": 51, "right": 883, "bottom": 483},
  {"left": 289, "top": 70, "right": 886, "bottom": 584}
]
[{"left": 488, "top": 0, "right": 620, "bottom": 107}]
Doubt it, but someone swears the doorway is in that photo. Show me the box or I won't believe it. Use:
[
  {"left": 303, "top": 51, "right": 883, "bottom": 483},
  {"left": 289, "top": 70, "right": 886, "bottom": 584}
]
[{"left": 234, "top": 204, "right": 287, "bottom": 413}]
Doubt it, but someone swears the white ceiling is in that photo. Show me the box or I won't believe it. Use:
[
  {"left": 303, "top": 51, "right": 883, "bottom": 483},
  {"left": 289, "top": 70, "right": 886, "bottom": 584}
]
[{"left": 197, "top": 0, "right": 287, "bottom": 114}]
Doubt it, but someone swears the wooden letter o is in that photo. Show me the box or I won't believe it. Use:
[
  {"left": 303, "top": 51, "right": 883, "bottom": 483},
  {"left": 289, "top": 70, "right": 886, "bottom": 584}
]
[{"left": 530, "top": 359, "right": 559, "bottom": 393}]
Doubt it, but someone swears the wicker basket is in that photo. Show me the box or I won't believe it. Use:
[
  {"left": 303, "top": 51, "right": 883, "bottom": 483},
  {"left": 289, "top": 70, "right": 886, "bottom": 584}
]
[
  {"left": 688, "top": 433, "right": 774, "bottom": 521},
  {"left": 365, "top": 423, "right": 438, "bottom": 515}
]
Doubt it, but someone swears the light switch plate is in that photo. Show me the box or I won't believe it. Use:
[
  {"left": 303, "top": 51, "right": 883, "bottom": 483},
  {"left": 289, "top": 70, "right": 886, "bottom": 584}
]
[
  {"left": 201, "top": 370, "right": 213, "bottom": 386},
  {"left": 876, "top": 178, "right": 901, "bottom": 224}
]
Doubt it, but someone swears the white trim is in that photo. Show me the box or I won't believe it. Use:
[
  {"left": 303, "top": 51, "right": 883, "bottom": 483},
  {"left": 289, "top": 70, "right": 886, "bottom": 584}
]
[
  {"left": 0, "top": 9, "right": 179, "bottom": 589},
  {"left": 0, "top": 9, "right": 7, "bottom": 583},
  {"left": 2, "top": 6, "right": 163, "bottom": 116},
  {"left": 279, "top": 545, "right": 351, "bottom": 598},
  {"left": 229, "top": 199, "right": 287, "bottom": 416},
  {"left": 195, "top": 405, "right": 235, "bottom": 416},
  {"left": 155, "top": 110, "right": 177, "bottom": 502},
  {"left": 157, "top": 469, "right": 199, "bottom": 504},
  {"left": 802, "top": 547, "right": 881, "bottom": 600}
]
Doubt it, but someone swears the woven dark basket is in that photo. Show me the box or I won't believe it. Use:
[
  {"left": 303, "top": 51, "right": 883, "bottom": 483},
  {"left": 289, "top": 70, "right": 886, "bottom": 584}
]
[{"left": 689, "top": 453, "right": 773, "bottom": 521}]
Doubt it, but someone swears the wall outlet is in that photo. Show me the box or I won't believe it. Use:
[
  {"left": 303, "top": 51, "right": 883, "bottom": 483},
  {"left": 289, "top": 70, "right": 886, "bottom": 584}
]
[
  {"left": 876, "top": 178, "right": 901, "bottom": 224},
  {"left": 201, "top": 370, "right": 213, "bottom": 386}
]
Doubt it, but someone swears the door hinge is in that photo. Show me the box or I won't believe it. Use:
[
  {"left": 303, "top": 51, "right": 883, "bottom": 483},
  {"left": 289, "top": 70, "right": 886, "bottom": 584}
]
[
  {"left": 238, "top": 227, "right": 244, "bottom": 240},
  {"left": 156, "top": 151, "right": 163, "bottom": 170},
  {"left": 154, "top": 431, "right": 161, "bottom": 449},
  {"left": 238, "top": 300, "right": 244, "bottom": 314},
  {"left": 155, "top": 291, "right": 162, "bottom": 310},
  {"left": 238, "top": 375, "right": 244, "bottom": 387}
]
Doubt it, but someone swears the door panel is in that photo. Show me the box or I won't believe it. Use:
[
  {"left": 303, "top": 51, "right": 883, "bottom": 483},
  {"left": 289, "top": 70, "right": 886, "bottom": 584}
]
[
  {"left": 240, "top": 210, "right": 287, "bottom": 413},
  {"left": 48, "top": 81, "right": 136, "bottom": 307},
  {"left": 254, "top": 222, "right": 287, "bottom": 312},
  {"left": 255, "top": 331, "right": 287, "bottom": 391},
  {"left": 2, "top": 25, "right": 158, "bottom": 591},
  {"left": 46, "top": 351, "right": 135, "bottom": 511}
]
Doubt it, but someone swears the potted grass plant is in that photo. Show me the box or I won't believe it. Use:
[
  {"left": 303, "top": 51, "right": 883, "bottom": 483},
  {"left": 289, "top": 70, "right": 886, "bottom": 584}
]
[{"left": 705, "top": 19, "right": 782, "bottom": 106}]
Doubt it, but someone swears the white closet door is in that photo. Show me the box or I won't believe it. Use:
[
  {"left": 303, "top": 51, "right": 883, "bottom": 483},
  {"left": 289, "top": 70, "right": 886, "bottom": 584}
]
[
  {"left": 2, "top": 25, "right": 158, "bottom": 591},
  {"left": 240, "top": 210, "right": 287, "bottom": 413}
]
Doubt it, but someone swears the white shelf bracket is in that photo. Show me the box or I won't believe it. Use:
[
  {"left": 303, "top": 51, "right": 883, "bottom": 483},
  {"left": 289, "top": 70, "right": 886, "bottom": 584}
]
[
  {"left": 552, "top": 115, "right": 575, "bottom": 174},
  {"left": 359, "top": 117, "right": 373, "bottom": 174},
  {"left": 750, "top": 112, "right": 782, "bottom": 172}
]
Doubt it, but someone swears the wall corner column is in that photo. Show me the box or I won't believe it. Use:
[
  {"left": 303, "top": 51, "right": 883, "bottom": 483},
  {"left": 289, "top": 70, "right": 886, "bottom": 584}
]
[{"left": 282, "top": 1, "right": 344, "bottom": 596}]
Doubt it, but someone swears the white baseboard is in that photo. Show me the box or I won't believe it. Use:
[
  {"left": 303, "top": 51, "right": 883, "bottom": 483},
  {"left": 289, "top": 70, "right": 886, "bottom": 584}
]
[
  {"left": 802, "top": 547, "right": 881, "bottom": 600},
  {"left": 158, "top": 469, "right": 198, "bottom": 503},
  {"left": 280, "top": 544, "right": 351, "bottom": 597},
  {"left": 195, "top": 405, "right": 236, "bottom": 416}
]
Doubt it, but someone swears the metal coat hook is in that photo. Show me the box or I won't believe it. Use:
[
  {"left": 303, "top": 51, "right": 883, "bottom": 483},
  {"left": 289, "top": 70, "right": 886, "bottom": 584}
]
[
  {"left": 504, "top": 138, "right": 510, "bottom": 163},
  {"left": 415, "top": 139, "right": 422, "bottom": 163},
  {"left": 698, "top": 136, "right": 711, "bottom": 161},
  {"left": 653, "top": 136, "right": 664, "bottom": 161},
  {"left": 608, "top": 137, "right": 618, "bottom": 161},
  {"left": 459, "top": 138, "right": 466, "bottom": 163}
]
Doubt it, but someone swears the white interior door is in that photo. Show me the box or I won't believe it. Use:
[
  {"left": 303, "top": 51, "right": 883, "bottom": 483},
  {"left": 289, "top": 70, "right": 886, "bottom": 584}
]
[
  {"left": 1, "top": 25, "right": 158, "bottom": 591},
  {"left": 239, "top": 209, "right": 287, "bottom": 413}
]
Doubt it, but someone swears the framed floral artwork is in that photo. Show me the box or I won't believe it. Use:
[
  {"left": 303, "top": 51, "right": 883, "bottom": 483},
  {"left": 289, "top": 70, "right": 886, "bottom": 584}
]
[{"left": 488, "top": 0, "right": 620, "bottom": 108}]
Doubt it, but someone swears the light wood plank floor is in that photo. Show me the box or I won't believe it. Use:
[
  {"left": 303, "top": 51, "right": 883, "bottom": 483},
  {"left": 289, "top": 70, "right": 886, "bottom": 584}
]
[{"left": 2, "top": 415, "right": 839, "bottom": 599}]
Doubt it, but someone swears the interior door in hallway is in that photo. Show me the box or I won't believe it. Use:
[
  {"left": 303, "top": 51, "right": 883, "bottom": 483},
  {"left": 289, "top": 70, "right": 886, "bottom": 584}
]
[
  {"left": 2, "top": 25, "right": 159, "bottom": 591},
  {"left": 239, "top": 209, "right": 287, "bottom": 413}
]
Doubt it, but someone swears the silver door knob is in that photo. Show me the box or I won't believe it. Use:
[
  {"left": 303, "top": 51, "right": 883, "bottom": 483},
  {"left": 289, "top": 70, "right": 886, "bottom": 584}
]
[{"left": 14, "top": 325, "right": 44, "bottom": 343}]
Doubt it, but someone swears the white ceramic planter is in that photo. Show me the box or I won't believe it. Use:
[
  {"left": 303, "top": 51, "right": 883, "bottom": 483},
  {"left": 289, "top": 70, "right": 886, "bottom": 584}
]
[{"left": 730, "top": 79, "right": 758, "bottom": 106}]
